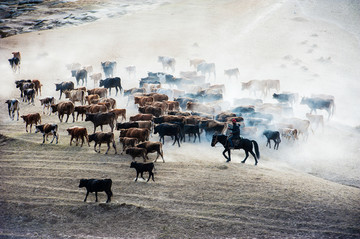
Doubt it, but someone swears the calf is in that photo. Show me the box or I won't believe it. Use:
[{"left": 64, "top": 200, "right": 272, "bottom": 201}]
[
  {"left": 306, "top": 113, "right": 324, "bottom": 132},
  {"left": 263, "top": 130, "right": 281, "bottom": 150},
  {"left": 35, "top": 123, "right": 59, "bottom": 144},
  {"left": 136, "top": 141, "right": 164, "bottom": 162},
  {"left": 32, "top": 79, "right": 42, "bottom": 96},
  {"left": 279, "top": 128, "right": 298, "bottom": 141},
  {"left": 39, "top": 97, "right": 55, "bottom": 115},
  {"left": 21, "top": 113, "right": 41, "bottom": 133},
  {"left": 120, "top": 137, "right": 139, "bottom": 154},
  {"left": 74, "top": 105, "right": 90, "bottom": 121},
  {"left": 67, "top": 127, "right": 90, "bottom": 147},
  {"left": 109, "top": 108, "right": 126, "bottom": 122},
  {"left": 130, "top": 161, "right": 155, "bottom": 182},
  {"left": 126, "top": 147, "right": 148, "bottom": 162},
  {"left": 23, "top": 88, "right": 35, "bottom": 104},
  {"left": 79, "top": 179, "right": 112, "bottom": 203},
  {"left": 87, "top": 88, "right": 107, "bottom": 98},
  {"left": 5, "top": 99, "right": 20, "bottom": 121},
  {"left": 88, "top": 132, "right": 117, "bottom": 154},
  {"left": 85, "top": 112, "right": 116, "bottom": 133},
  {"left": 119, "top": 128, "right": 150, "bottom": 142}
]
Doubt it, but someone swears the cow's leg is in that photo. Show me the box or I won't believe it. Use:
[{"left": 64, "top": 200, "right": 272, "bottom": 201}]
[
  {"left": 29, "top": 123, "right": 32, "bottom": 133},
  {"left": 241, "top": 151, "right": 249, "bottom": 164},
  {"left": 50, "top": 133, "right": 56, "bottom": 144},
  {"left": 59, "top": 90, "right": 62, "bottom": 100},
  {"left": 65, "top": 113, "right": 70, "bottom": 123},
  {"left": 94, "top": 142, "right": 98, "bottom": 152},
  {"left": 70, "top": 136, "right": 73, "bottom": 146},
  {"left": 141, "top": 172, "right": 146, "bottom": 180},
  {"left": 112, "top": 140, "right": 117, "bottom": 154},
  {"left": 42, "top": 134, "right": 46, "bottom": 144},
  {"left": 98, "top": 143, "right": 102, "bottom": 153},
  {"left": 95, "top": 192, "right": 98, "bottom": 202},
  {"left": 72, "top": 112, "right": 75, "bottom": 122},
  {"left": 80, "top": 136, "right": 84, "bottom": 147},
  {"left": 55, "top": 132, "right": 58, "bottom": 144},
  {"left": 16, "top": 109, "right": 19, "bottom": 121},
  {"left": 100, "top": 125, "right": 103, "bottom": 132},
  {"left": 105, "top": 142, "right": 110, "bottom": 154},
  {"left": 84, "top": 191, "right": 89, "bottom": 202}
]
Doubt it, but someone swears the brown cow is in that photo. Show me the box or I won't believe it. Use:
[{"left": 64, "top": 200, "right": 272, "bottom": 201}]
[
  {"left": 279, "top": 128, "right": 298, "bottom": 141},
  {"left": 152, "top": 93, "right": 168, "bottom": 102},
  {"left": 100, "top": 98, "right": 116, "bottom": 109},
  {"left": 67, "top": 127, "right": 90, "bottom": 147},
  {"left": 165, "top": 101, "right": 180, "bottom": 111},
  {"left": 119, "top": 137, "right": 139, "bottom": 154},
  {"left": 21, "top": 113, "right": 41, "bottom": 133},
  {"left": 109, "top": 108, "right": 126, "bottom": 122},
  {"left": 136, "top": 96, "right": 153, "bottom": 106},
  {"left": 85, "top": 94, "right": 100, "bottom": 105},
  {"left": 129, "top": 114, "right": 153, "bottom": 122},
  {"left": 120, "top": 128, "right": 150, "bottom": 142},
  {"left": 32, "top": 79, "right": 42, "bottom": 96},
  {"left": 87, "top": 88, "right": 107, "bottom": 98},
  {"left": 88, "top": 132, "right": 117, "bottom": 154},
  {"left": 51, "top": 101, "right": 75, "bottom": 123},
  {"left": 74, "top": 105, "right": 90, "bottom": 121},
  {"left": 125, "top": 147, "right": 148, "bottom": 162},
  {"left": 89, "top": 104, "right": 108, "bottom": 113},
  {"left": 138, "top": 106, "right": 162, "bottom": 117},
  {"left": 136, "top": 141, "right": 164, "bottom": 162}
]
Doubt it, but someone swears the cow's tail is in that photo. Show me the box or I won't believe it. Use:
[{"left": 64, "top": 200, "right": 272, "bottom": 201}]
[{"left": 252, "top": 140, "right": 260, "bottom": 160}]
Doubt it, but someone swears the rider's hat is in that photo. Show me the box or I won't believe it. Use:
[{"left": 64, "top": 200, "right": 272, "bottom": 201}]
[{"left": 232, "top": 118, "right": 237, "bottom": 123}]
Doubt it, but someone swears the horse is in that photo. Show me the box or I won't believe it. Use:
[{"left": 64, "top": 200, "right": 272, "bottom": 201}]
[{"left": 211, "top": 134, "right": 260, "bottom": 165}]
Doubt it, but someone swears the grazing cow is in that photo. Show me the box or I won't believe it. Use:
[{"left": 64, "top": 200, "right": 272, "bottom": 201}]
[
  {"left": 136, "top": 141, "right": 164, "bottom": 162},
  {"left": 138, "top": 106, "right": 162, "bottom": 117},
  {"left": 120, "top": 128, "right": 150, "bottom": 142},
  {"left": 74, "top": 105, "right": 90, "bottom": 121},
  {"left": 101, "top": 61, "right": 117, "bottom": 78},
  {"left": 186, "top": 102, "right": 215, "bottom": 115},
  {"left": 130, "top": 161, "right": 155, "bottom": 182},
  {"left": 39, "top": 97, "right": 55, "bottom": 115},
  {"left": 129, "top": 114, "right": 153, "bottom": 122},
  {"left": 300, "top": 97, "right": 335, "bottom": 119},
  {"left": 21, "top": 113, "right": 41, "bottom": 133},
  {"left": 64, "top": 89, "right": 85, "bottom": 105},
  {"left": 87, "top": 88, "right": 107, "bottom": 98},
  {"left": 67, "top": 127, "right": 90, "bottom": 147},
  {"left": 88, "top": 132, "right": 117, "bottom": 154},
  {"left": 90, "top": 73, "right": 102, "bottom": 87},
  {"left": 126, "top": 147, "right": 149, "bottom": 162},
  {"left": 99, "top": 77, "right": 122, "bottom": 96},
  {"left": 125, "top": 65, "right": 136, "bottom": 78},
  {"left": 241, "top": 80, "right": 267, "bottom": 97},
  {"left": 51, "top": 101, "right": 75, "bottom": 123},
  {"left": 34, "top": 123, "right": 58, "bottom": 144},
  {"left": 189, "top": 58, "right": 206, "bottom": 69},
  {"left": 197, "top": 62, "right": 216, "bottom": 80},
  {"left": 273, "top": 93, "right": 297, "bottom": 106},
  {"left": 23, "top": 89, "right": 35, "bottom": 104},
  {"left": 306, "top": 113, "right": 324, "bottom": 132},
  {"left": 85, "top": 112, "right": 116, "bottom": 133},
  {"left": 279, "top": 128, "right": 298, "bottom": 141},
  {"left": 120, "top": 137, "right": 139, "bottom": 154},
  {"left": 224, "top": 68, "right": 240, "bottom": 79},
  {"left": 263, "top": 130, "right": 281, "bottom": 150},
  {"left": 183, "top": 124, "right": 201, "bottom": 143},
  {"left": 154, "top": 123, "right": 181, "bottom": 147},
  {"left": 5, "top": 99, "right": 20, "bottom": 121},
  {"left": 55, "top": 81, "right": 74, "bottom": 100},
  {"left": 79, "top": 179, "right": 112, "bottom": 203},
  {"left": 32, "top": 79, "right": 42, "bottom": 96},
  {"left": 158, "top": 56, "right": 176, "bottom": 72}
]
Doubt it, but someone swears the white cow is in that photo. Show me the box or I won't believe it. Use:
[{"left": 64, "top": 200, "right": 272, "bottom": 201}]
[
  {"left": 197, "top": 62, "right": 216, "bottom": 81},
  {"left": 158, "top": 56, "right": 176, "bottom": 73},
  {"left": 125, "top": 65, "right": 136, "bottom": 79},
  {"left": 224, "top": 68, "right": 240, "bottom": 79}
]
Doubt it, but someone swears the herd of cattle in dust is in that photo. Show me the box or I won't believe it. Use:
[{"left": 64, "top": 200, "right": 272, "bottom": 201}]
[{"left": 6, "top": 52, "right": 335, "bottom": 202}]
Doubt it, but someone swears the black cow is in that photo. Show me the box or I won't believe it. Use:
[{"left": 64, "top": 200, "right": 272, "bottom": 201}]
[
  {"left": 9, "top": 57, "right": 20, "bottom": 73},
  {"left": 55, "top": 81, "right": 74, "bottom": 100},
  {"left": 5, "top": 99, "right": 20, "bottom": 121},
  {"left": 99, "top": 77, "right": 122, "bottom": 96},
  {"left": 23, "top": 89, "right": 35, "bottom": 104},
  {"left": 79, "top": 179, "right": 113, "bottom": 203},
  {"left": 231, "top": 106, "right": 255, "bottom": 115},
  {"left": 300, "top": 97, "right": 335, "bottom": 119},
  {"left": 101, "top": 61, "right": 116, "bottom": 78},
  {"left": 15, "top": 80, "right": 33, "bottom": 98},
  {"left": 130, "top": 161, "right": 155, "bottom": 182},
  {"left": 263, "top": 130, "right": 281, "bottom": 150},
  {"left": 85, "top": 112, "right": 116, "bottom": 133},
  {"left": 116, "top": 122, "right": 139, "bottom": 130},
  {"left": 71, "top": 69, "right": 87, "bottom": 86},
  {"left": 139, "top": 76, "right": 161, "bottom": 88},
  {"left": 273, "top": 93, "right": 296, "bottom": 106},
  {"left": 183, "top": 124, "right": 201, "bottom": 143},
  {"left": 154, "top": 123, "right": 181, "bottom": 147}
]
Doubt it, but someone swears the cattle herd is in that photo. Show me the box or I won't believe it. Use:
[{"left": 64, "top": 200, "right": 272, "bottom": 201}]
[{"left": 6, "top": 53, "right": 336, "bottom": 203}]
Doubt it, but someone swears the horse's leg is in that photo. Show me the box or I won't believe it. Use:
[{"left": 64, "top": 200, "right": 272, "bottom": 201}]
[
  {"left": 248, "top": 150, "right": 258, "bottom": 165},
  {"left": 222, "top": 149, "right": 230, "bottom": 162},
  {"left": 241, "top": 151, "right": 249, "bottom": 164}
]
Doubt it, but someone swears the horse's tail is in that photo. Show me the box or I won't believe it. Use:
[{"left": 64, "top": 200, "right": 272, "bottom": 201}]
[{"left": 252, "top": 140, "right": 260, "bottom": 159}]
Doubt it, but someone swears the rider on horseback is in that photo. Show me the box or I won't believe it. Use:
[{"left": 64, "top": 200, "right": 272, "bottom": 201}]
[{"left": 228, "top": 118, "right": 240, "bottom": 148}]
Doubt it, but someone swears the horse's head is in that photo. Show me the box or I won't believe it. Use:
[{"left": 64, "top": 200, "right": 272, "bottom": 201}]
[{"left": 211, "top": 134, "right": 219, "bottom": 147}]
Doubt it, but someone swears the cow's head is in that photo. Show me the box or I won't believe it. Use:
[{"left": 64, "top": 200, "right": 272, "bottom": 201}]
[
  {"left": 50, "top": 104, "right": 58, "bottom": 113},
  {"left": 99, "top": 80, "right": 104, "bottom": 87},
  {"left": 130, "top": 161, "right": 137, "bottom": 168},
  {"left": 88, "top": 133, "right": 96, "bottom": 142},
  {"left": 34, "top": 125, "right": 43, "bottom": 134},
  {"left": 79, "top": 179, "right": 88, "bottom": 188},
  {"left": 55, "top": 83, "right": 61, "bottom": 91},
  {"left": 84, "top": 113, "right": 94, "bottom": 122}
]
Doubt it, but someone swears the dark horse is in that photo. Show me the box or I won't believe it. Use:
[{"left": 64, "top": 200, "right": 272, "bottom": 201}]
[{"left": 211, "top": 134, "right": 260, "bottom": 165}]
